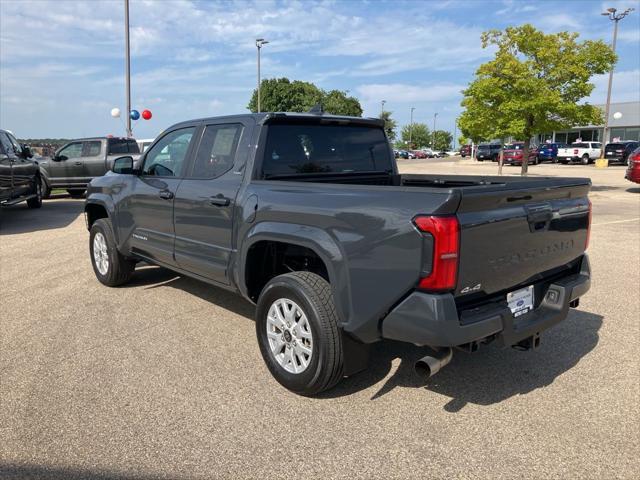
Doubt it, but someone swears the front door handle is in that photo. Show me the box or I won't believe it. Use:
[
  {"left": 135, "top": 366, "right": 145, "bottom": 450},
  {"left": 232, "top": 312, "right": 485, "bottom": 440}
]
[
  {"left": 159, "top": 190, "right": 174, "bottom": 200},
  {"left": 209, "top": 194, "right": 230, "bottom": 206},
  {"left": 74, "top": 161, "right": 82, "bottom": 166}
]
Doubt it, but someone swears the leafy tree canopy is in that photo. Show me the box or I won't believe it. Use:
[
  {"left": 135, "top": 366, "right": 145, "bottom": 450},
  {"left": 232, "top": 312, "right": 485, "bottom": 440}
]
[
  {"left": 379, "top": 110, "right": 397, "bottom": 141},
  {"left": 458, "top": 24, "right": 616, "bottom": 174},
  {"left": 432, "top": 130, "right": 453, "bottom": 151},
  {"left": 248, "top": 77, "right": 362, "bottom": 116},
  {"left": 401, "top": 123, "right": 430, "bottom": 149}
]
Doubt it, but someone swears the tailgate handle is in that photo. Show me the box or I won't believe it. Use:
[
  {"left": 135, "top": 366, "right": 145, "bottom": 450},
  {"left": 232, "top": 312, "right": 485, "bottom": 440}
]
[{"left": 526, "top": 205, "right": 553, "bottom": 232}]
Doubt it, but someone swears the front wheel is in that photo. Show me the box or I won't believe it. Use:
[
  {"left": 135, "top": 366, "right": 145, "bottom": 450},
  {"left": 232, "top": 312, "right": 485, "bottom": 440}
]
[
  {"left": 89, "top": 219, "right": 135, "bottom": 286},
  {"left": 256, "top": 272, "right": 344, "bottom": 395}
]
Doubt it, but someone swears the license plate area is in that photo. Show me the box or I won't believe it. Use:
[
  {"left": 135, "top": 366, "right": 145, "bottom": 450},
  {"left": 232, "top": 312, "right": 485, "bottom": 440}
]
[{"left": 507, "top": 285, "right": 534, "bottom": 318}]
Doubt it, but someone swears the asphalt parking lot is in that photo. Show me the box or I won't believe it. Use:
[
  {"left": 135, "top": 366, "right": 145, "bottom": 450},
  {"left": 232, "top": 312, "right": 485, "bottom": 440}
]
[{"left": 1, "top": 158, "right": 639, "bottom": 480}]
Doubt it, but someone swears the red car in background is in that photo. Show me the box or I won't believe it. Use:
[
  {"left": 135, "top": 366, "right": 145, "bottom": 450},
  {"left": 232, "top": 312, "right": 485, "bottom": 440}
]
[
  {"left": 503, "top": 143, "right": 539, "bottom": 165},
  {"left": 460, "top": 144, "right": 471, "bottom": 157},
  {"left": 625, "top": 147, "right": 640, "bottom": 184},
  {"left": 411, "top": 150, "right": 428, "bottom": 159}
]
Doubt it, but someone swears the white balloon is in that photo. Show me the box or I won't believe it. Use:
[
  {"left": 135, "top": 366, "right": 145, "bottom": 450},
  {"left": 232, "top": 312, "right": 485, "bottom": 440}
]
[
  {"left": 613, "top": 111, "right": 622, "bottom": 120},
  {"left": 111, "top": 107, "right": 121, "bottom": 118}
]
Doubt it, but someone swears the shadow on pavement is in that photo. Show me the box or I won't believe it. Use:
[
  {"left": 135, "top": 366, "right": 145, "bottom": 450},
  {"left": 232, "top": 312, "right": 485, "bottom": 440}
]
[
  {"left": 323, "top": 310, "right": 602, "bottom": 409},
  {"left": 0, "top": 463, "right": 180, "bottom": 480},
  {"left": 0, "top": 198, "right": 84, "bottom": 235},
  {"left": 128, "top": 264, "right": 256, "bottom": 321},
  {"left": 626, "top": 186, "right": 640, "bottom": 193},
  {"left": 120, "top": 266, "right": 602, "bottom": 410}
]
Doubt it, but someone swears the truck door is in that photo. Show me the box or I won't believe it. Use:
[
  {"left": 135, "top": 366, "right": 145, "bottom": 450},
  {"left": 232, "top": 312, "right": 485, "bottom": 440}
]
[
  {"left": 126, "top": 127, "right": 196, "bottom": 266},
  {"left": 82, "top": 140, "right": 105, "bottom": 179},
  {"left": 0, "top": 132, "right": 15, "bottom": 200},
  {"left": 50, "top": 141, "right": 84, "bottom": 183},
  {"left": 173, "top": 121, "right": 248, "bottom": 284}
]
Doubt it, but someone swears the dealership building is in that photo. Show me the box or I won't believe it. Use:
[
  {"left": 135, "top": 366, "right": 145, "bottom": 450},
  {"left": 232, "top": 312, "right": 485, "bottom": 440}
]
[{"left": 535, "top": 101, "right": 640, "bottom": 144}]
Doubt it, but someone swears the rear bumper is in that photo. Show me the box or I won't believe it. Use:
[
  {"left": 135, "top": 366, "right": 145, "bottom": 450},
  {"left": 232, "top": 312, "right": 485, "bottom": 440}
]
[{"left": 381, "top": 255, "right": 591, "bottom": 348}]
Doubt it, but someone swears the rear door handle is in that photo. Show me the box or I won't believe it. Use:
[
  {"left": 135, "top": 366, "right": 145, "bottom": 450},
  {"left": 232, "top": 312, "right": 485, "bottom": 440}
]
[
  {"left": 74, "top": 162, "right": 82, "bottom": 166},
  {"left": 209, "top": 194, "right": 230, "bottom": 206},
  {"left": 159, "top": 190, "right": 174, "bottom": 200}
]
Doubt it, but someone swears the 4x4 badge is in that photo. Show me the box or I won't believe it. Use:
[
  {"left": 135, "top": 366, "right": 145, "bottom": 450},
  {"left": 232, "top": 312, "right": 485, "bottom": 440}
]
[{"left": 461, "top": 284, "right": 482, "bottom": 294}]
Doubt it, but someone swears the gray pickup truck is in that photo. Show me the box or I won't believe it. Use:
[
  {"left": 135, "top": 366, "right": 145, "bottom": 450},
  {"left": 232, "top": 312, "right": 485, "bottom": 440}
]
[
  {"left": 84, "top": 113, "right": 592, "bottom": 395},
  {"left": 39, "top": 136, "right": 140, "bottom": 198}
]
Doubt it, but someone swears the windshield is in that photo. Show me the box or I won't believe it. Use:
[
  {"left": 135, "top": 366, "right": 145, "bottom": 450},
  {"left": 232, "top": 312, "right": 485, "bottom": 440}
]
[
  {"left": 573, "top": 143, "right": 588, "bottom": 148},
  {"left": 262, "top": 123, "right": 392, "bottom": 177},
  {"left": 108, "top": 139, "right": 140, "bottom": 154}
]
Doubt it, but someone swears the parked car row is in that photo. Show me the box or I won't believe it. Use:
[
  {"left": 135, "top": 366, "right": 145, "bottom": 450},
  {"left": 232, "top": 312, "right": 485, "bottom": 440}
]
[{"left": 468, "top": 140, "right": 640, "bottom": 166}]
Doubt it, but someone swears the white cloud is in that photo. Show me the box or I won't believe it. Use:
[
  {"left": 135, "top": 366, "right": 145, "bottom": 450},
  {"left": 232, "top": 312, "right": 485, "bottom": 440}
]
[
  {"left": 357, "top": 83, "right": 465, "bottom": 104},
  {"left": 589, "top": 69, "right": 640, "bottom": 103}
]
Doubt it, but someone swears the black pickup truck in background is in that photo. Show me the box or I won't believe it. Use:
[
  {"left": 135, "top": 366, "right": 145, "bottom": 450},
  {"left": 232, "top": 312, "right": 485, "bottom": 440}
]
[
  {"left": 39, "top": 136, "right": 140, "bottom": 198},
  {"left": 0, "top": 128, "right": 43, "bottom": 209},
  {"left": 85, "top": 113, "right": 592, "bottom": 395}
]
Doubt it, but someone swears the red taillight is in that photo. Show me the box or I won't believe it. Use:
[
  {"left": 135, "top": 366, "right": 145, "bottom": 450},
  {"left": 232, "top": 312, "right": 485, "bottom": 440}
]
[
  {"left": 585, "top": 199, "right": 592, "bottom": 250},
  {"left": 632, "top": 152, "right": 640, "bottom": 163},
  {"left": 573, "top": 149, "right": 579, "bottom": 154},
  {"left": 413, "top": 215, "right": 459, "bottom": 291}
]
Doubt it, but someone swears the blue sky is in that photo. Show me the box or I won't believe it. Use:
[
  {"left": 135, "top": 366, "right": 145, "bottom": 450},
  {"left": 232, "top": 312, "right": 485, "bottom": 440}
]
[{"left": 1, "top": 0, "right": 639, "bottom": 140}]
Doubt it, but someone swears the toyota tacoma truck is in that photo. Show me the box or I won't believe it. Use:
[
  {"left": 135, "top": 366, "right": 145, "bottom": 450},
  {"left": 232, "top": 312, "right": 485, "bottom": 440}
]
[
  {"left": 39, "top": 136, "right": 140, "bottom": 198},
  {"left": 84, "top": 113, "right": 592, "bottom": 395}
]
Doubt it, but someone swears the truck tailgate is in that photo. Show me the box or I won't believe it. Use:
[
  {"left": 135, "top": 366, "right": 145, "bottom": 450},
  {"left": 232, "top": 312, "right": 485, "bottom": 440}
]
[{"left": 455, "top": 179, "right": 590, "bottom": 298}]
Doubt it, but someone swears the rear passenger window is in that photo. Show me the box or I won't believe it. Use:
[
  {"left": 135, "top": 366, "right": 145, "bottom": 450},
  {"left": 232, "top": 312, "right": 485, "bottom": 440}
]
[
  {"left": 190, "top": 124, "right": 242, "bottom": 178},
  {"left": 84, "top": 141, "right": 102, "bottom": 157}
]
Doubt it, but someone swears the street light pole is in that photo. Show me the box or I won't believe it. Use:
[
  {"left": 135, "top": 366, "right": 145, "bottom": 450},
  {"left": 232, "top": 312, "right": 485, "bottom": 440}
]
[
  {"left": 381, "top": 100, "right": 386, "bottom": 117},
  {"left": 124, "top": 0, "right": 132, "bottom": 137},
  {"left": 599, "top": 7, "right": 634, "bottom": 158},
  {"left": 409, "top": 107, "right": 415, "bottom": 147},
  {"left": 256, "top": 38, "right": 269, "bottom": 113},
  {"left": 432, "top": 113, "right": 438, "bottom": 150}
]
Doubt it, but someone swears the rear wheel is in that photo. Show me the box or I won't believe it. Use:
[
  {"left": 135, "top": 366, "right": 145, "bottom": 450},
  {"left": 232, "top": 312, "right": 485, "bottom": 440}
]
[
  {"left": 67, "top": 189, "right": 86, "bottom": 198},
  {"left": 581, "top": 154, "right": 590, "bottom": 165},
  {"left": 26, "top": 177, "right": 43, "bottom": 209},
  {"left": 256, "top": 272, "right": 344, "bottom": 395},
  {"left": 89, "top": 219, "right": 135, "bottom": 286},
  {"left": 40, "top": 176, "right": 51, "bottom": 199}
]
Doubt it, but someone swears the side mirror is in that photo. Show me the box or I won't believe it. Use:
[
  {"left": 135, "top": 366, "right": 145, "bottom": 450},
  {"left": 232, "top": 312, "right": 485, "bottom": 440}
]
[
  {"left": 112, "top": 156, "right": 135, "bottom": 174},
  {"left": 53, "top": 154, "right": 67, "bottom": 162},
  {"left": 20, "top": 144, "right": 33, "bottom": 159}
]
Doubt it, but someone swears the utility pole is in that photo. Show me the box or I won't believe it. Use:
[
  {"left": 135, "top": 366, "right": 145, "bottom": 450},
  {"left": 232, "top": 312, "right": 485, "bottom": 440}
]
[
  {"left": 453, "top": 121, "right": 457, "bottom": 151},
  {"left": 124, "top": 0, "right": 132, "bottom": 137},
  {"left": 599, "top": 7, "right": 634, "bottom": 159},
  {"left": 381, "top": 100, "right": 386, "bottom": 117},
  {"left": 409, "top": 107, "right": 415, "bottom": 148},
  {"left": 256, "top": 38, "right": 269, "bottom": 113}
]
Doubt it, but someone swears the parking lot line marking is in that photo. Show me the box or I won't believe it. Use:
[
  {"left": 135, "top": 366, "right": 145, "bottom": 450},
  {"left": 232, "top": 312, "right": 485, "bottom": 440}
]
[{"left": 593, "top": 217, "right": 640, "bottom": 226}]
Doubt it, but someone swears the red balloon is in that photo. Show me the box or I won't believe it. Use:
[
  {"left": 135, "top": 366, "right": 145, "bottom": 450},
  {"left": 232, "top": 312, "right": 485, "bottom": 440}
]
[{"left": 141, "top": 109, "right": 152, "bottom": 120}]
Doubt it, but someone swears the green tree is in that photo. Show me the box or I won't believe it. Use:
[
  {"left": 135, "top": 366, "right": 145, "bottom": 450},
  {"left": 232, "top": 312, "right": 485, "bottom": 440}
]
[
  {"left": 401, "top": 123, "right": 430, "bottom": 149},
  {"left": 458, "top": 135, "right": 469, "bottom": 146},
  {"left": 432, "top": 130, "right": 453, "bottom": 151},
  {"left": 322, "top": 89, "right": 363, "bottom": 116},
  {"left": 379, "top": 110, "right": 397, "bottom": 141},
  {"left": 247, "top": 78, "right": 362, "bottom": 116},
  {"left": 458, "top": 24, "right": 616, "bottom": 175}
]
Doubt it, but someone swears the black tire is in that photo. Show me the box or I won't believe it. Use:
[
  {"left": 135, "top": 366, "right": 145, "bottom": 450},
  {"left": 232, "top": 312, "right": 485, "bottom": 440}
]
[
  {"left": 581, "top": 154, "right": 590, "bottom": 165},
  {"left": 256, "top": 271, "right": 344, "bottom": 396},
  {"left": 67, "top": 189, "right": 86, "bottom": 198},
  {"left": 41, "top": 176, "right": 51, "bottom": 199},
  {"left": 27, "top": 176, "right": 43, "bottom": 209},
  {"left": 552, "top": 157, "right": 558, "bottom": 164},
  {"left": 89, "top": 218, "right": 135, "bottom": 287}
]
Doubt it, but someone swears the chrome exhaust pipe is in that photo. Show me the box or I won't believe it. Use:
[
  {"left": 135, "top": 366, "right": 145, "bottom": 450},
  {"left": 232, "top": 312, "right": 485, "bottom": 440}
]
[{"left": 415, "top": 347, "right": 453, "bottom": 379}]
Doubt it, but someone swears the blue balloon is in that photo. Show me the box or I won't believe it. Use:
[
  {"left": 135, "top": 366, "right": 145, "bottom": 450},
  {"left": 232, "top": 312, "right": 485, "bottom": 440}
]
[{"left": 130, "top": 109, "right": 140, "bottom": 120}]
